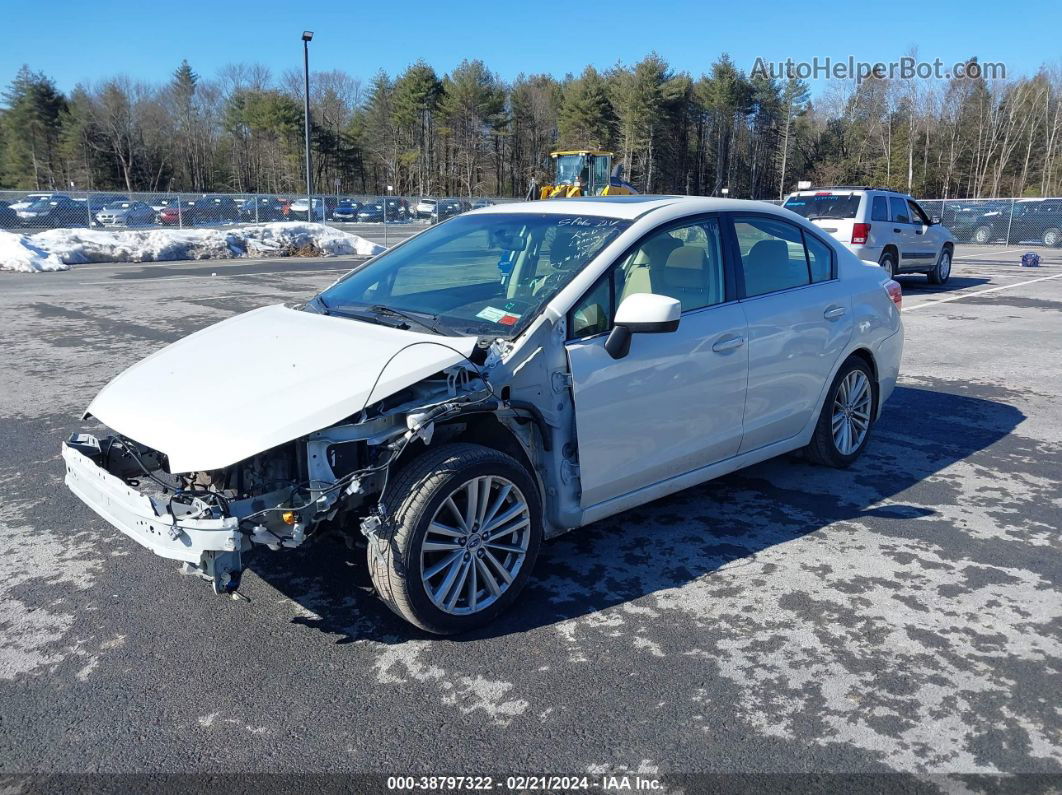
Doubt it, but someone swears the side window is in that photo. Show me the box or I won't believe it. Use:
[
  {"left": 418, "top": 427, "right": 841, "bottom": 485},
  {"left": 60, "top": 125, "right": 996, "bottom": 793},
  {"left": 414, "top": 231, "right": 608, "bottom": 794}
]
[
  {"left": 616, "top": 218, "right": 725, "bottom": 312},
  {"left": 569, "top": 272, "right": 612, "bottom": 339},
  {"left": 908, "top": 200, "right": 930, "bottom": 226},
  {"left": 889, "top": 197, "right": 910, "bottom": 224},
  {"left": 871, "top": 196, "right": 890, "bottom": 221},
  {"left": 803, "top": 232, "right": 835, "bottom": 283},
  {"left": 734, "top": 217, "right": 810, "bottom": 297}
]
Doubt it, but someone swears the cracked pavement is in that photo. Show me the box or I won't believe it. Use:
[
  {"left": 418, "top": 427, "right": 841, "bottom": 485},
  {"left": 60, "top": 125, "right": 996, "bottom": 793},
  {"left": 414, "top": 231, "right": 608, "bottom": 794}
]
[{"left": 0, "top": 245, "right": 1059, "bottom": 786}]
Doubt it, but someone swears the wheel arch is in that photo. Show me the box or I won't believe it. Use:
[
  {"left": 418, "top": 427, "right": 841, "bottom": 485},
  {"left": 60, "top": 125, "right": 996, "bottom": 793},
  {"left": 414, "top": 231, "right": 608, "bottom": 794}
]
[{"left": 845, "top": 347, "right": 881, "bottom": 418}]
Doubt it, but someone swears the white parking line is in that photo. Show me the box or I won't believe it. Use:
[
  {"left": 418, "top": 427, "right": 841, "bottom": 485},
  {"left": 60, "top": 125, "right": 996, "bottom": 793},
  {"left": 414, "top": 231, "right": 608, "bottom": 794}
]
[
  {"left": 903, "top": 272, "right": 1062, "bottom": 311},
  {"left": 76, "top": 267, "right": 349, "bottom": 286},
  {"left": 953, "top": 247, "right": 1027, "bottom": 261}
]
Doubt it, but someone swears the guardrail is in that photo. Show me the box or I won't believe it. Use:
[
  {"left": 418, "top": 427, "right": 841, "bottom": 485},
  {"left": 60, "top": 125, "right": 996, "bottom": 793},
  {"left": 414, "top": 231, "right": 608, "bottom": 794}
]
[{"left": 1, "top": 191, "right": 1060, "bottom": 247}]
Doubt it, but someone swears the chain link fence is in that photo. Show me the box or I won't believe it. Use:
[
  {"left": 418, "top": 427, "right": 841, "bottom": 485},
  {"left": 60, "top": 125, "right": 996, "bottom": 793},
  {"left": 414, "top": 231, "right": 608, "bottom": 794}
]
[
  {"left": 0, "top": 190, "right": 524, "bottom": 233},
  {"left": 1, "top": 190, "right": 1060, "bottom": 247}
]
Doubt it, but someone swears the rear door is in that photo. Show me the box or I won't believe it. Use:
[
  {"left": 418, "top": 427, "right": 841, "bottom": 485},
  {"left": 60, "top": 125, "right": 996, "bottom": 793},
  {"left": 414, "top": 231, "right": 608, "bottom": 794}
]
[
  {"left": 565, "top": 216, "right": 748, "bottom": 508},
  {"left": 727, "top": 214, "right": 854, "bottom": 452}
]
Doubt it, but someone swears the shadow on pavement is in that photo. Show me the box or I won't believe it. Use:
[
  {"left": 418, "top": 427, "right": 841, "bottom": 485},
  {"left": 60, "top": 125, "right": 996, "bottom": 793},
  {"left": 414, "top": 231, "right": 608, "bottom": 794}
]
[{"left": 251, "top": 384, "right": 1024, "bottom": 644}]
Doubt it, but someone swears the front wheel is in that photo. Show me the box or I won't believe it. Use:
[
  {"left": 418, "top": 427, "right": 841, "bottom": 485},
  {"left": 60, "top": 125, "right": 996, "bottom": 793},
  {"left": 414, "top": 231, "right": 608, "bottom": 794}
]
[
  {"left": 367, "top": 443, "right": 543, "bottom": 634},
  {"left": 804, "top": 357, "right": 877, "bottom": 468},
  {"left": 1042, "top": 228, "right": 1061, "bottom": 248},
  {"left": 973, "top": 225, "right": 992, "bottom": 244},
  {"left": 927, "top": 247, "right": 952, "bottom": 285}
]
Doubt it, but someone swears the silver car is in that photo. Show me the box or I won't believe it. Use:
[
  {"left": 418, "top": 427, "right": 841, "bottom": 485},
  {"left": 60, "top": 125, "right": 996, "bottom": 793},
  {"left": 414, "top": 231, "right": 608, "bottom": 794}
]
[
  {"left": 94, "top": 200, "right": 157, "bottom": 227},
  {"left": 62, "top": 196, "right": 903, "bottom": 634}
]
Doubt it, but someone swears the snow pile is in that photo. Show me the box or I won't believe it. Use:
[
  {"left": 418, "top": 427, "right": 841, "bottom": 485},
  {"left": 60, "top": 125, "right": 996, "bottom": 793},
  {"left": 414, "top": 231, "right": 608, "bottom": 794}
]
[
  {"left": 0, "top": 222, "right": 385, "bottom": 273},
  {"left": 0, "top": 230, "right": 67, "bottom": 272}
]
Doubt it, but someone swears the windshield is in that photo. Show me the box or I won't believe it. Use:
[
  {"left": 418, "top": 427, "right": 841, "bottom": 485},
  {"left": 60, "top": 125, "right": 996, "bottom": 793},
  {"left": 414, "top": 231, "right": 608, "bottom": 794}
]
[
  {"left": 784, "top": 194, "right": 861, "bottom": 219},
  {"left": 554, "top": 155, "right": 588, "bottom": 186},
  {"left": 314, "top": 213, "right": 629, "bottom": 338}
]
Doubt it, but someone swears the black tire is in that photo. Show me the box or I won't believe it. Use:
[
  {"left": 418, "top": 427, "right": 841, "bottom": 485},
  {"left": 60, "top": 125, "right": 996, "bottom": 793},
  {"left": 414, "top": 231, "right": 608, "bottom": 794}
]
[
  {"left": 927, "top": 246, "right": 952, "bottom": 285},
  {"left": 973, "top": 225, "right": 992, "bottom": 244},
  {"left": 878, "top": 249, "right": 898, "bottom": 278},
  {"left": 1042, "top": 228, "right": 1061, "bottom": 248},
  {"left": 804, "top": 356, "right": 878, "bottom": 469},
  {"left": 367, "top": 442, "right": 543, "bottom": 634}
]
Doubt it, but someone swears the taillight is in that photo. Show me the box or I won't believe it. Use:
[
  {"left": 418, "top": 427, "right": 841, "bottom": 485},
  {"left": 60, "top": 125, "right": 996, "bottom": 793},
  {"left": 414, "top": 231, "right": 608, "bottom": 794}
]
[
  {"left": 852, "top": 223, "right": 871, "bottom": 244},
  {"left": 885, "top": 279, "right": 902, "bottom": 310}
]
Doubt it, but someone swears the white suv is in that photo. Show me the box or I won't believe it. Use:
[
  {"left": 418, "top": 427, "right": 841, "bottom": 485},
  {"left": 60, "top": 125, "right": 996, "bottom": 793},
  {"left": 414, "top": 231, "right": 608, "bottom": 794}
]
[{"left": 784, "top": 187, "right": 955, "bottom": 284}]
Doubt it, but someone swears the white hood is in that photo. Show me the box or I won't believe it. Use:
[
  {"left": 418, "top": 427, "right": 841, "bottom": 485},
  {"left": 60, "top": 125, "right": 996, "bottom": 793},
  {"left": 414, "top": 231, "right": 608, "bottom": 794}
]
[{"left": 87, "top": 304, "right": 477, "bottom": 472}]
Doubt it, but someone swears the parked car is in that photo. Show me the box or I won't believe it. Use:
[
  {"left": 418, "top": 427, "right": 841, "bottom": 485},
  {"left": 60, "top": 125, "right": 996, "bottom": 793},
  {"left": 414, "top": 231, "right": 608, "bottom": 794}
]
[
  {"left": 94, "top": 200, "right": 157, "bottom": 227},
  {"left": 152, "top": 196, "right": 187, "bottom": 215},
  {"left": 288, "top": 196, "right": 338, "bottom": 221},
  {"left": 784, "top": 186, "right": 955, "bottom": 283},
  {"left": 0, "top": 200, "right": 18, "bottom": 228},
  {"left": 82, "top": 193, "right": 130, "bottom": 220},
  {"left": 332, "top": 199, "right": 362, "bottom": 221},
  {"left": 62, "top": 196, "right": 902, "bottom": 633},
  {"left": 471, "top": 199, "right": 495, "bottom": 209},
  {"left": 1010, "top": 199, "right": 1062, "bottom": 247},
  {"left": 8, "top": 192, "right": 70, "bottom": 212},
  {"left": 415, "top": 198, "right": 438, "bottom": 219},
  {"left": 239, "top": 196, "right": 287, "bottom": 223},
  {"left": 357, "top": 197, "right": 410, "bottom": 222},
  {"left": 431, "top": 198, "right": 470, "bottom": 223},
  {"left": 184, "top": 196, "right": 241, "bottom": 226},
  {"left": 158, "top": 200, "right": 196, "bottom": 226},
  {"left": 16, "top": 196, "right": 83, "bottom": 228},
  {"left": 946, "top": 202, "right": 1013, "bottom": 244}
]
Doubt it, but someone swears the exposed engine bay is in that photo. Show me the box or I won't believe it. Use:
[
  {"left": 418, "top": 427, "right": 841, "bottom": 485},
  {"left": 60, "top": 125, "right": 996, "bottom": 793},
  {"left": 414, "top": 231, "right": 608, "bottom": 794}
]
[{"left": 65, "top": 363, "right": 506, "bottom": 594}]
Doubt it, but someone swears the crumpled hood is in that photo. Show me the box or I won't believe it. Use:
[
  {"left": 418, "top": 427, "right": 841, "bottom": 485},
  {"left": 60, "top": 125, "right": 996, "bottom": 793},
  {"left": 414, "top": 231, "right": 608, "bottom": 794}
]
[{"left": 87, "top": 304, "right": 476, "bottom": 473}]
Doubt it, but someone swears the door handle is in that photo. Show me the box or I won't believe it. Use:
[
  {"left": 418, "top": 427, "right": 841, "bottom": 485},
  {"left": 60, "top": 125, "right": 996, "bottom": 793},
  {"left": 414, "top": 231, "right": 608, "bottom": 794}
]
[
  {"left": 711, "top": 335, "right": 745, "bottom": 353},
  {"left": 893, "top": 228, "right": 902, "bottom": 233},
  {"left": 915, "top": 229, "right": 923, "bottom": 235},
  {"left": 823, "top": 305, "right": 847, "bottom": 320}
]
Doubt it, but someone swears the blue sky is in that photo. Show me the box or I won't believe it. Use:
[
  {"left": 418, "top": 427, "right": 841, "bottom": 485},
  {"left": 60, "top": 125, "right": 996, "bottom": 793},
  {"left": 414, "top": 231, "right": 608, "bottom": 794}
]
[{"left": 4, "top": 0, "right": 1060, "bottom": 98}]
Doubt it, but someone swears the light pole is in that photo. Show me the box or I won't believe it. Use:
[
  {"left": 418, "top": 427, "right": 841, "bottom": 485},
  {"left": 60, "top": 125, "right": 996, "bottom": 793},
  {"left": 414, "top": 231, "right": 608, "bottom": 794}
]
[
  {"left": 384, "top": 184, "right": 392, "bottom": 248},
  {"left": 301, "top": 31, "right": 314, "bottom": 222}
]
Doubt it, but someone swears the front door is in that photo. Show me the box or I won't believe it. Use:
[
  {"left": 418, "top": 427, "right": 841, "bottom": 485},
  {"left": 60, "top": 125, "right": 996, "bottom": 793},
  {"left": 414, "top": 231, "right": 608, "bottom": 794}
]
[{"left": 565, "top": 217, "right": 749, "bottom": 508}]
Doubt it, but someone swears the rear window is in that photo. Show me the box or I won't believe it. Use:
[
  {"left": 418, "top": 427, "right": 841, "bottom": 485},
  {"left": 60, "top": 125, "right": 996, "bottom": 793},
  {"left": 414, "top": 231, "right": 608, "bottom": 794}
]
[{"left": 784, "top": 194, "right": 861, "bottom": 220}]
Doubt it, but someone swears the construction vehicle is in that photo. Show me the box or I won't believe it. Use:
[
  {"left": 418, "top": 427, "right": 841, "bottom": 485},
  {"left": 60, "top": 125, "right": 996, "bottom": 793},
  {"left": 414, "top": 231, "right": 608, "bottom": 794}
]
[{"left": 538, "top": 150, "right": 638, "bottom": 199}]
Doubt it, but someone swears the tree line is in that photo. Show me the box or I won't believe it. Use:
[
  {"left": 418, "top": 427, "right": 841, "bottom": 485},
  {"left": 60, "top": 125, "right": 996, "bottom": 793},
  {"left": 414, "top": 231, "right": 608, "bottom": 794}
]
[{"left": 2, "top": 53, "right": 1061, "bottom": 200}]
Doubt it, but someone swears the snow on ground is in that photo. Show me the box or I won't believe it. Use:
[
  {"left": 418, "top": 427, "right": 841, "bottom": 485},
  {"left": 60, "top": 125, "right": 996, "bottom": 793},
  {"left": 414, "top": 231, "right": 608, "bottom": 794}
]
[{"left": 0, "top": 223, "right": 385, "bottom": 273}]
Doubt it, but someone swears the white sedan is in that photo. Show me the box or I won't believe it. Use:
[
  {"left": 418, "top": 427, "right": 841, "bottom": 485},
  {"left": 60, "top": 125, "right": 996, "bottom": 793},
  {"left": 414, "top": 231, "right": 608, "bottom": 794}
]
[{"left": 63, "top": 196, "right": 903, "bottom": 633}]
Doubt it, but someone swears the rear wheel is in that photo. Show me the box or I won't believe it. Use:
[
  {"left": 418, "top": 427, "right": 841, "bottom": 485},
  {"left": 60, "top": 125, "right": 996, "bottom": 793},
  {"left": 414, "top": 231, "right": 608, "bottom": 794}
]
[
  {"left": 1042, "top": 228, "right": 1061, "bottom": 248},
  {"left": 805, "top": 357, "right": 877, "bottom": 468},
  {"left": 878, "top": 249, "right": 897, "bottom": 279},
  {"left": 367, "top": 443, "right": 542, "bottom": 634},
  {"left": 973, "top": 225, "right": 992, "bottom": 244},
  {"left": 927, "top": 247, "right": 952, "bottom": 285}
]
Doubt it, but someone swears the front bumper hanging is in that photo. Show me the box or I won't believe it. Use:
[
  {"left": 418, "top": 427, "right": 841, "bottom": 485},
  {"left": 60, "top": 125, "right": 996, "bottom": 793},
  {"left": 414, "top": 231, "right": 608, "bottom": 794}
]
[{"left": 62, "top": 440, "right": 242, "bottom": 565}]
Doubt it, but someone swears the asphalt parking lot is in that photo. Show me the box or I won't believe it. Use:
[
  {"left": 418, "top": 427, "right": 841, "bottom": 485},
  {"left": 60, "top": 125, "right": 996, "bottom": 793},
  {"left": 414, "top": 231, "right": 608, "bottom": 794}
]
[{"left": 0, "top": 244, "right": 1060, "bottom": 786}]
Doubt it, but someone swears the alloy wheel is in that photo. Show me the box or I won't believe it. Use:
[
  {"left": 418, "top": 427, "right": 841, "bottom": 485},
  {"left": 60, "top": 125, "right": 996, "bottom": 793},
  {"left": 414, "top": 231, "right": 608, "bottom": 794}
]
[
  {"left": 420, "top": 475, "right": 531, "bottom": 615},
  {"left": 831, "top": 370, "right": 873, "bottom": 456},
  {"left": 939, "top": 251, "right": 952, "bottom": 280}
]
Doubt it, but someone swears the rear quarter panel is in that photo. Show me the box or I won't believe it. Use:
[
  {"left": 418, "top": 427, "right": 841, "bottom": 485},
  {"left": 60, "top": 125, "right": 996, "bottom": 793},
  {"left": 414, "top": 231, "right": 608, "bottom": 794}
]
[{"left": 839, "top": 250, "right": 903, "bottom": 413}]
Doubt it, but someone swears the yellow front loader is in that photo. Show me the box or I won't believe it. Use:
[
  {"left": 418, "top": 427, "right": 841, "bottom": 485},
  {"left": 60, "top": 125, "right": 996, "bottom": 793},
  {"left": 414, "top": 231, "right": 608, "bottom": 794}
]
[{"left": 539, "top": 150, "right": 638, "bottom": 199}]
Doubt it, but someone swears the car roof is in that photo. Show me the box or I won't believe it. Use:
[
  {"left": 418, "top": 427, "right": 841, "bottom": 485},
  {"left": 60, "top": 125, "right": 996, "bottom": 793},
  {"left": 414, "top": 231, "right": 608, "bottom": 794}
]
[{"left": 467, "top": 195, "right": 777, "bottom": 220}]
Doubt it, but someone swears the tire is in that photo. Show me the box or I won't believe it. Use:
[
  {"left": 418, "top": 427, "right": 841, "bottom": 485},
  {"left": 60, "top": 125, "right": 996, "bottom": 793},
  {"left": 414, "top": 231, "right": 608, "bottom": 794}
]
[
  {"left": 927, "top": 247, "right": 952, "bottom": 285},
  {"left": 973, "top": 225, "right": 992, "bottom": 244},
  {"left": 1042, "top": 228, "right": 1061, "bottom": 248},
  {"left": 367, "top": 443, "right": 543, "bottom": 634},
  {"left": 804, "top": 356, "right": 877, "bottom": 469},
  {"left": 878, "top": 249, "right": 898, "bottom": 278}
]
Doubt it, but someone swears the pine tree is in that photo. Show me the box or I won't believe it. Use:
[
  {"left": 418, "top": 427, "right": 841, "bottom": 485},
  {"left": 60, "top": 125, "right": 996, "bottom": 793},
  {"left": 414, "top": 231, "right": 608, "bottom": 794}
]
[{"left": 2, "top": 66, "right": 68, "bottom": 189}]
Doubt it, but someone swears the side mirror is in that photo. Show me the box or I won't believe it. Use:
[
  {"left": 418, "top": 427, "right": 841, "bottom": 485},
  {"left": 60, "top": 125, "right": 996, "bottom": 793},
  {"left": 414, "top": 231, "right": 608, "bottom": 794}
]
[{"left": 604, "top": 293, "right": 681, "bottom": 359}]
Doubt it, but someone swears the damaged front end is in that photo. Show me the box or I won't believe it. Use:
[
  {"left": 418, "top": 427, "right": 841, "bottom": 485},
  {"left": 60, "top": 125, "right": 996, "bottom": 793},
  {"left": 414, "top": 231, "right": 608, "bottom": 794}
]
[{"left": 64, "top": 364, "right": 497, "bottom": 594}]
